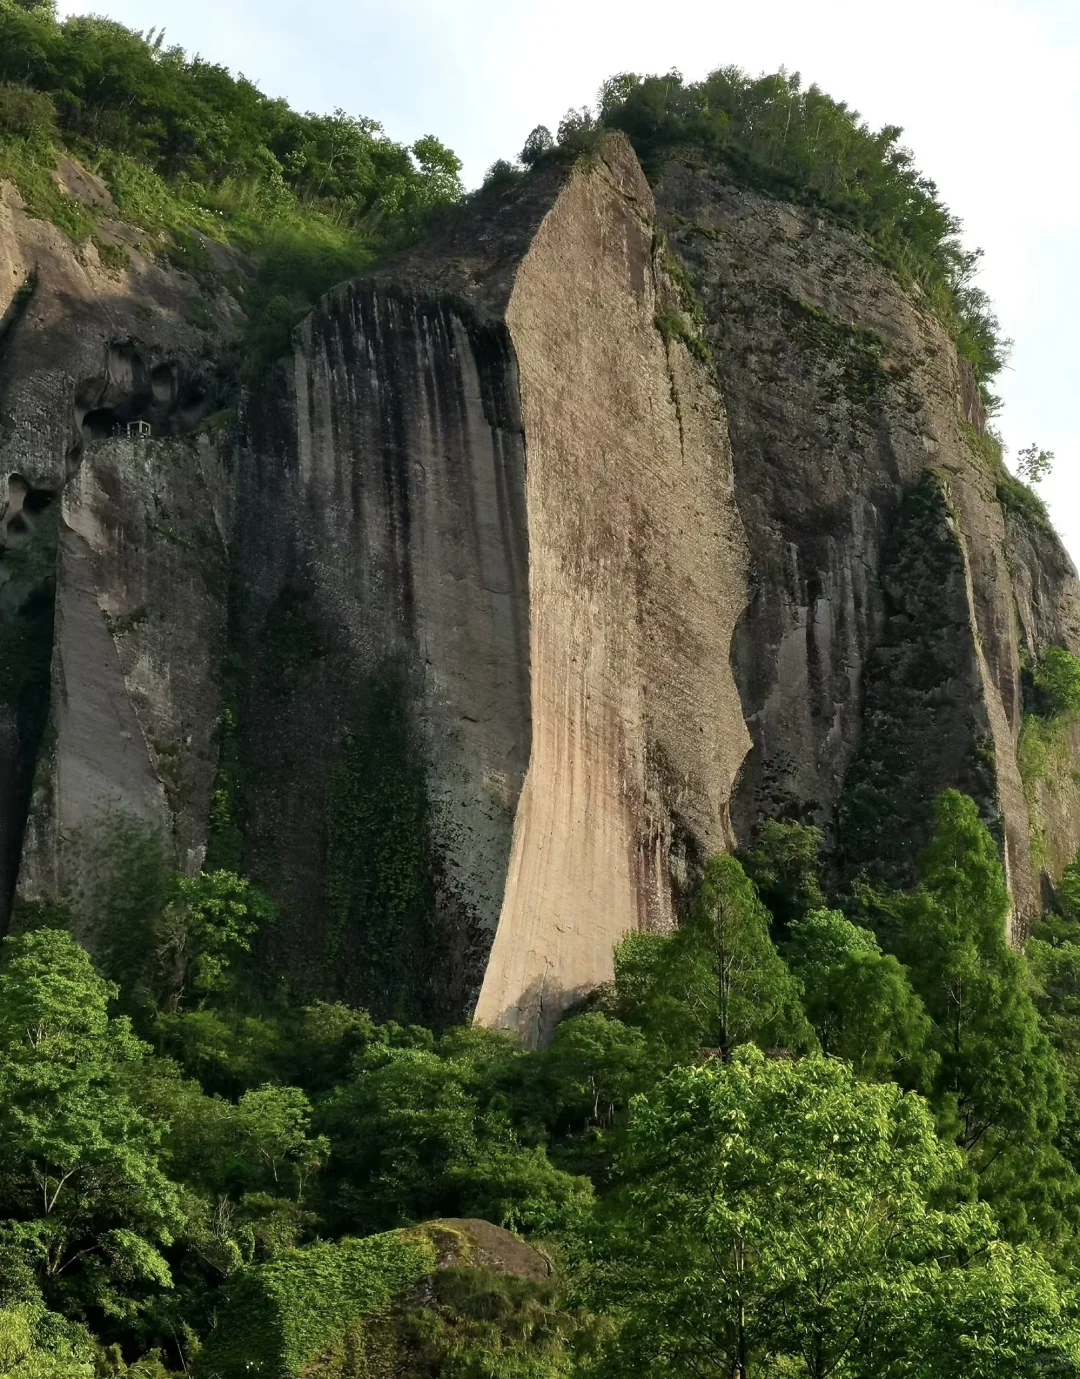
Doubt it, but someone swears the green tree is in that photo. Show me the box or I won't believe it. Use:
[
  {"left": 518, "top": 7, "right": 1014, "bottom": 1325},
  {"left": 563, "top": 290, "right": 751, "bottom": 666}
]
[
  {"left": 1017, "top": 444, "right": 1054, "bottom": 486},
  {"left": 0, "top": 1302, "right": 93, "bottom": 1379},
  {"left": 317, "top": 1045, "right": 587, "bottom": 1236},
  {"left": 596, "top": 1049, "right": 1079, "bottom": 1378},
  {"left": 146, "top": 871, "right": 274, "bottom": 1014},
  {"left": 152, "top": 1007, "right": 282, "bottom": 1098},
  {"left": 1032, "top": 648, "right": 1080, "bottom": 719},
  {"left": 544, "top": 1013, "right": 650, "bottom": 1131},
  {"left": 880, "top": 792, "right": 1076, "bottom": 1245},
  {"left": 519, "top": 125, "right": 553, "bottom": 166},
  {"left": 741, "top": 820, "right": 826, "bottom": 932},
  {"left": 787, "top": 909, "right": 934, "bottom": 1085},
  {"left": 1027, "top": 853, "right": 1080, "bottom": 1176},
  {"left": 233, "top": 1086, "right": 328, "bottom": 1203},
  {"left": 606, "top": 857, "right": 814, "bottom": 1063},
  {"left": 0, "top": 931, "right": 181, "bottom": 1319},
  {"left": 664, "top": 854, "right": 814, "bottom": 1059},
  {"left": 895, "top": 794, "right": 1062, "bottom": 1153}
]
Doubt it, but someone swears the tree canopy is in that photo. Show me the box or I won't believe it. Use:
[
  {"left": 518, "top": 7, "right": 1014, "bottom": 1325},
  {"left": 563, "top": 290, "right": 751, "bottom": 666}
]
[{"left": 2, "top": 799, "right": 1080, "bottom": 1376}]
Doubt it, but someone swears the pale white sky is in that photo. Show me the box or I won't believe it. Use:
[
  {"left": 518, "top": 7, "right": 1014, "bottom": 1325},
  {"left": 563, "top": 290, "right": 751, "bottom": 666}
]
[{"left": 60, "top": 0, "right": 1080, "bottom": 562}]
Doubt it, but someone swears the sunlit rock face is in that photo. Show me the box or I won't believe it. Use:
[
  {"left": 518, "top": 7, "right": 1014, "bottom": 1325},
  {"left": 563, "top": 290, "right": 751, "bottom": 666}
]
[
  {"left": 4, "top": 133, "right": 1080, "bottom": 1032},
  {"left": 474, "top": 142, "right": 749, "bottom": 1041},
  {"left": 230, "top": 136, "right": 750, "bottom": 1035}
]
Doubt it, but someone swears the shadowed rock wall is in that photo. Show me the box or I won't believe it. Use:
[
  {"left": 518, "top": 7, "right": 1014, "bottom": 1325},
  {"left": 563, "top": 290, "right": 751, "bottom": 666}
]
[
  {"left": 0, "top": 172, "right": 238, "bottom": 932},
  {"left": 17, "top": 434, "right": 228, "bottom": 938},
  {"left": 233, "top": 287, "right": 532, "bottom": 1020},
  {"left": 652, "top": 158, "right": 1080, "bottom": 923}
]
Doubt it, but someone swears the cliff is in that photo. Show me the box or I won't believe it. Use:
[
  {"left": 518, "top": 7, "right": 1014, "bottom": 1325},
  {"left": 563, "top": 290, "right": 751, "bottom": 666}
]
[
  {"left": 651, "top": 157, "right": 1080, "bottom": 922},
  {"left": 230, "top": 138, "right": 749, "bottom": 1037},
  {"left": 0, "top": 170, "right": 237, "bottom": 941},
  {"left": 2, "top": 133, "right": 1079, "bottom": 1037}
]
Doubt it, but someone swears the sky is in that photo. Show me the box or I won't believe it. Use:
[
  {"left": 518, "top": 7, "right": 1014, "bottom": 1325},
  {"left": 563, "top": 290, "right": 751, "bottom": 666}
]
[{"left": 59, "top": 0, "right": 1080, "bottom": 562}]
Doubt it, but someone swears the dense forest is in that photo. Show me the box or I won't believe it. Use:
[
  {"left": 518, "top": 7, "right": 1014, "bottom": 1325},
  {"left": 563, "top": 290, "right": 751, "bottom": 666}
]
[
  {"left": 8, "top": 790, "right": 1080, "bottom": 1377},
  {"left": 3, "top": 1, "right": 1079, "bottom": 1375}
]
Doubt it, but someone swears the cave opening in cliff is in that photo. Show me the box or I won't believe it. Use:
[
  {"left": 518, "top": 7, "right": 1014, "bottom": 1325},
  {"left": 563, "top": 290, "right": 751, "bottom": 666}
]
[
  {"left": 21, "top": 486, "right": 53, "bottom": 514},
  {"left": 81, "top": 405, "right": 150, "bottom": 441}
]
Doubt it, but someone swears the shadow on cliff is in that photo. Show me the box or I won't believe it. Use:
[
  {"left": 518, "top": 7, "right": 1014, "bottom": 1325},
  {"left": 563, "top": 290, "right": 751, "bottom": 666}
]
[{"left": 484, "top": 972, "right": 599, "bottom": 1049}]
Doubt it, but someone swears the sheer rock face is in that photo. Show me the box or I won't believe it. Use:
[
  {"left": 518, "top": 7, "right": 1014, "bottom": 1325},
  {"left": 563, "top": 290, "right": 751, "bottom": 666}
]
[
  {"left": 475, "top": 144, "right": 749, "bottom": 1041},
  {"left": 4, "top": 136, "right": 1080, "bottom": 1028},
  {"left": 17, "top": 435, "right": 228, "bottom": 938},
  {"left": 231, "top": 287, "right": 533, "bottom": 1019},
  {"left": 0, "top": 176, "right": 237, "bottom": 932},
  {"left": 652, "top": 159, "right": 1080, "bottom": 925},
  {"left": 231, "top": 136, "right": 750, "bottom": 1035}
]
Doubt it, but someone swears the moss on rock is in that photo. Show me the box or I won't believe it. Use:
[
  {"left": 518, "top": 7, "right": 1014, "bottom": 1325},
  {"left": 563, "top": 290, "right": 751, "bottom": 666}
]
[
  {"left": 196, "top": 1221, "right": 555, "bottom": 1379},
  {"left": 838, "top": 471, "right": 1000, "bottom": 886}
]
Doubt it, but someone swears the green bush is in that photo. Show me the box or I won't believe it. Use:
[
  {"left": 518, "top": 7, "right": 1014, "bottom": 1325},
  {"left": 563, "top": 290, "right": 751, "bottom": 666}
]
[
  {"left": 402, "top": 1268, "right": 578, "bottom": 1379},
  {"left": 1033, "top": 648, "right": 1080, "bottom": 721},
  {"left": 997, "top": 470, "right": 1051, "bottom": 532},
  {"left": 196, "top": 1231, "right": 436, "bottom": 1379},
  {"left": 0, "top": 83, "right": 54, "bottom": 140}
]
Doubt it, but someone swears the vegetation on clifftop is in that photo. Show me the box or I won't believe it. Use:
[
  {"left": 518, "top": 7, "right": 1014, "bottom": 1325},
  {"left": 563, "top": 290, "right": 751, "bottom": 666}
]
[
  {"left": 594, "top": 69, "right": 1009, "bottom": 397},
  {"left": 0, "top": 0, "right": 463, "bottom": 366},
  {"left": 1, "top": 3, "right": 1010, "bottom": 392}
]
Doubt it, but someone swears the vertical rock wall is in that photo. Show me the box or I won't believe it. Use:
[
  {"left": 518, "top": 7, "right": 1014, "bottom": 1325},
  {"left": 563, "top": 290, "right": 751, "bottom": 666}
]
[
  {"left": 653, "top": 159, "right": 1080, "bottom": 920},
  {"left": 232, "top": 287, "right": 531, "bottom": 1018},
  {"left": 0, "top": 170, "right": 240, "bottom": 933},
  {"left": 230, "top": 136, "right": 750, "bottom": 1037},
  {"left": 475, "top": 142, "right": 749, "bottom": 1041},
  {"left": 17, "top": 434, "right": 228, "bottom": 937},
  {"left": 5, "top": 136, "right": 1080, "bottom": 1024}
]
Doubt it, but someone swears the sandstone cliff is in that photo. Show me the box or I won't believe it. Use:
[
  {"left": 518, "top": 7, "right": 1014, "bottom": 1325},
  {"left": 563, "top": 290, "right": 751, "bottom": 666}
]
[
  {"left": 0, "top": 171, "right": 237, "bottom": 939},
  {"left": 2, "top": 133, "right": 1079, "bottom": 1037},
  {"left": 651, "top": 157, "right": 1080, "bottom": 924},
  {"left": 231, "top": 138, "right": 749, "bottom": 1037}
]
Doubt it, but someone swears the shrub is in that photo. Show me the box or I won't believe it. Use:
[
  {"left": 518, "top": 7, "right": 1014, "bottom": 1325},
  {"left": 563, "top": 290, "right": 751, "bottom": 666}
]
[
  {"left": 0, "top": 83, "right": 55, "bottom": 140},
  {"left": 481, "top": 158, "right": 523, "bottom": 190},
  {"left": 997, "top": 470, "right": 1051, "bottom": 533},
  {"left": 1033, "top": 648, "right": 1080, "bottom": 720},
  {"left": 519, "top": 125, "right": 553, "bottom": 167},
  {"left": 196, "top": 1230, "right": 436, "bottom": 1379}
]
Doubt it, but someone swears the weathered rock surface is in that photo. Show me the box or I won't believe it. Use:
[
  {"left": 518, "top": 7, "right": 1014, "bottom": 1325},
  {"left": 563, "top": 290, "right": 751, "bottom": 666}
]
[
  {"left": 232, "top": 136, "right": 749, "bottom": 1035},
  {"left": 3, "top": 135, "right": 1080, "bottom": 1027},
  {"left": 476, "top": 142, "right": 748, "bottom": 1040},
  {"left": 0, "top": 174, "right": 238, "bottom": 930},
  {"left": 653, "top": 157, "right": 1080, "bottom": 924},
  {"left": 18, "top": 434, "right": 228, "bottom": 936}
]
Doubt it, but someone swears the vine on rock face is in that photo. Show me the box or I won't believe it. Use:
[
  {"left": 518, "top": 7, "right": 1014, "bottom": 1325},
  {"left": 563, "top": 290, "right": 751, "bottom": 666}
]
[
  {"left": 323, "top": 656, "right": 439, "bottom": 1021},
  {"left": 1018, "top": 647, "right": 1080, "bottom": 867},
  {"left": 838, "top": 472, "right": 1000, "bottom": 888},
  {"left": 194, "top": 1230, "right": 436, "bottom": 1379}
]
